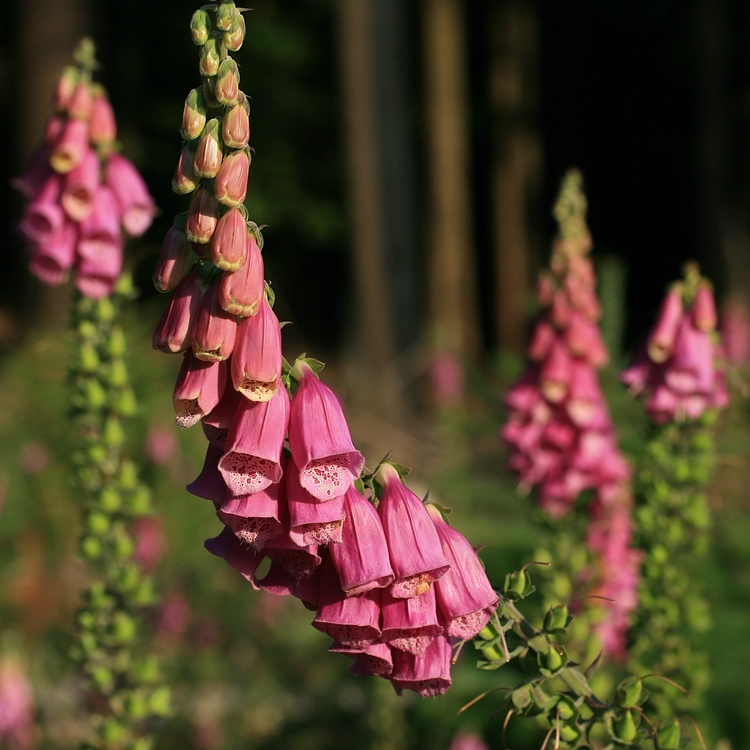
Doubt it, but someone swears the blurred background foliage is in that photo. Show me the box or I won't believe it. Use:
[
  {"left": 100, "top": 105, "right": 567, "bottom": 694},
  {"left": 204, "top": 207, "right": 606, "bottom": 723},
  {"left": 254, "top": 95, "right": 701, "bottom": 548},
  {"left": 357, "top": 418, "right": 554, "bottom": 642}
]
[{"left": 2, "top": 0, "right": 750, "bottom": 748}]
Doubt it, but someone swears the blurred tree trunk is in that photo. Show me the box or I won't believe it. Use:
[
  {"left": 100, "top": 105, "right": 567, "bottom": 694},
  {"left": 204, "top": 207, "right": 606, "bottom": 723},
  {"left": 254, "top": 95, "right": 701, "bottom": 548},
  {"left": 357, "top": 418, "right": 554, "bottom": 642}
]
[
  {"left": 337, "top": 0, "right": 398, "bottom": 411},
  {"left": 489, "top": 0, "right": 541, "bottom": 355},
  {"left": 422, "top": 0, "right": 480, "bottom": 361},
  {"left": 18, "top": 0, "right": 88, "bottom": 327}
]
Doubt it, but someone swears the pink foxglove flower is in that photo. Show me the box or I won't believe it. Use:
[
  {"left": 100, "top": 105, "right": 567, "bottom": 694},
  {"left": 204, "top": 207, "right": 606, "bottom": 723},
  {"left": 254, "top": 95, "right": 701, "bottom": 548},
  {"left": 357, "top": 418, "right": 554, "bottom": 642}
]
[
  {"left": 381, "top": 586, "right": 442, "bottom": 655},
  {"left": 204, "top": 527, "right": 264, "bottom": 587},
  {"left": 449, "top": 733, "right": 490, "bottom": 750},
  {"left": 153, "top": 270, "right": 206, "bottom": 354},
  {"left": 191, "top": 283, "right": 238, "bottom": 362},
  {"left": 211, "top": 207, "right": 248, "bottom": 271},
  {"left": 263, "top": 534, "right": 321, "bottom": 579},
  {"left": 218, "top": 386, "right": 290, "bottom": 495},
  {"left": 154, "top": 224, "right": 193, "bottom": 293},
  {"left": 50, "top": 117, "right": 89, "bottom": 174},
  {"left": 19, "top": 173, "right": 64, "bottom": 245},
  {"left": 0, "top": 657, "right": 34, "bottom": 750},
  {"left": 173, "top": 353, "right": 227, "bottom": 428},
  {"left": 187, "top": 444, "right": 229, "bottom": 503},
  {"left": 105, "top": 153, "right": 156, "bottom": 237},
  {"left": 376, "top": 463, "right": 449, "bottom": 598},
  {"left": 61, "top": 147, "right": 100, "bottom": 221},
  {"left": 286, "top": 460, "right": 345, "bottom": 546},
  {"left": 333, "top": 641, "right": 393, "bottom": 677},
  {"left": 391, "top": 635, "right": 452, "bottom": 697},
  {"left": 217, "top": 484, "right": 283, "bottom": 549},
  {"left": 218, "top": 229, "right": 265, "bottom": 316},
  {"left": 288, "top": 361, "right": 365, "bottom": 501},
  {"left": 89, "top": 90, "right": 117, "bottom": 146},
  {"left": 28, "top": 220, "right": 78, "bottom": 286},
  {"left": 76, "top": 238, "right": 123, "bottom": 299}
]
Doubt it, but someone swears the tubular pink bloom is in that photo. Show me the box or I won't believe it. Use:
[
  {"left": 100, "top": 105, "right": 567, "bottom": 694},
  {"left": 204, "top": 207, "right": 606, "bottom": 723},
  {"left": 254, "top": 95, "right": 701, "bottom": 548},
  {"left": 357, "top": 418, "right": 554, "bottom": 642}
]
[
  {"left": 218, "top": 385, "right": 290, "bottom": 495},
  {"left": 536, "top": 273, "right": 555, "bottom": 306},
  {"left": 201, "top": 385, "right": 243, "bottom": 450},
  {"left": 549, "top": 288, "right": 571, "bottom": 328},
  {"left": 647, "top": 288, "right": 683, "bottom": 363},
  {"left": 28, "top": 220, "right": 78, "bottom": 286},
  {"left": 620, "top": 344, "right": 652, "bottom": 393},
  {"left": 428, "top": 507, "right": 498, "bottom": 640},
  {"left": 13, "top": 145, "right": 53, "bottom": 199},
  {"left": 77, "top": 185, "right": 121, "bottom": 261},
  {"left": 217, "top": 483, "right": 283, "bottom": 549},
  {"left": 105, "top": 153, "right": 156, "bottom": 237},
  {"left": 204, "top": 526, "right": 264, "bottom": 588},
  {"left": 153, "top": 270, "right": 206, "bottom": 353},
  {"left": 223, "top": 98, "right": 250, "bottom": 149},
  {"left": 329, "top": 486, "right": 394, "bottom": 596},
  {"left": 264, "top": 534, "right": 321, "bottom": 579},
  {"left": 541, "top": 420, "right": 576, "bottom": 451},
  {"left": 254, "top": 561, "right": 321, "bottom": 608},
  {"left": 50, "top": 118, "right": 89, "bottom": 174},
  {"left": 90, "top": 91, "right": 117, "bottom": 146},
  {"left": 76, "top": 238, "right": 123, "bottom": 298},
  {"left": 664, "top": 318, "right": 715, "bottom": 395},
  {"left": 0, "top": 657, "right": 34, "bottom": 750},
  {"left": 54, "top": 67, "right": 78, "bottom": 111},
  {"left": 287, "top": 460, "right": 346, "bottom": 546},
  {"left": 194, "top": 119, "right": 223, "bottom": 178},
  {"left": 19, "top": 173, "right": 64, "bottom": 244},
  {"left": 566, "top": 360, "right": 606, "bottom": 428},
  {"left": 527, "top": 320, "right": 556, "bottom": 362},
  {"left": 219, "top": 230, "right": 265, "bottom": 316},
  {"left": 313, "top": 557, "right": 381, "bottom": 648},
  {"left": 231, "top": 297, "right": 282, "bottom": 401},
  {"left": 45, "top": 114, "right": 66, "bottom": 146},
  {"left": 430, "top": 351, "right": 464, "bottom": 406},
  {"left": 391, "top": 635, "right": 452, "bottom": 697},
  {"left": 187, "top": 443, "right": 230, "bottom": 503},
  {"left": 215, "top": 149, "right": 250, "bottom": 207},
  {"left": 449, "top": 732, "right": 490, "bottom": 750},
  {"left": 211, "top": 207, "right": 248, "bottom": 271},
  {"left": 332, "top": 641, "right": 394, "bottom": 677},
  {"left": 288, "top": 361, "right": 365, "bottom": 501},
  {"left": 185, "top": 185, "right": 219, "bottom": 243},
  {"left": 381, "top": 586, "right": 442, "bottom": 655},
  {"left": 172, "top": 142, "right": 201, "bottom": 195},
  {"left": 191, "top": 284, "right": 238, "bottom": 362},
  {"left": 504, "top": 366, "right": 542, "bottom": 414},
  {"left": 540, "top": 339, "right": 573, "bottom": 403},
  {"left": 173, "top": 352, "right": 228, "bottom": 428},
  {"left": 153, "top": 225, "right": 193, "bottom": 293},
  {"left": 691, "top": 282, "right": 718, "bottom": 332},
  {"left": 61, "top": 147, "right": 100, "bottom": 221},
  {"left": 565, "top": 311, "right": 608, "bottom": 367},
  {"left": 645, "top": 383, "right": 678, "bottom": 424},
  {"left": 377, "top": 464, "right": 449, "bottom": 598},
  {"left": 67, "top": 81, "right": 93, "bottom": 120}
]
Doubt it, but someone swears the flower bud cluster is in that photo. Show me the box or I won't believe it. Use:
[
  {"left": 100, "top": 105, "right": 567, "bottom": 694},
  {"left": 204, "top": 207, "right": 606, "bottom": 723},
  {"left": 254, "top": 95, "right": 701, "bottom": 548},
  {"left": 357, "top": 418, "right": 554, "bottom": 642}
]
[
  {"left": 14, "top": 40, "right": 155, "bottom": 299},
  {"left": 502, "top": 207, "right": 629, "bottom": 517},
  {"left": 156, "top": 4, "right": 498, "bottom": 697},
  {"left": 621, "top": 266, "right": 729, "bottom": 423}
]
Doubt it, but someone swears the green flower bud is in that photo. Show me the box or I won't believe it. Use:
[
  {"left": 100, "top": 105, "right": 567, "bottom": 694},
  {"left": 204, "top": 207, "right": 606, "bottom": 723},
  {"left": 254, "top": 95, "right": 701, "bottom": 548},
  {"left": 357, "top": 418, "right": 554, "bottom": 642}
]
[
  {"left": 135, "top": 657, "right": 161, "bottom": 684},
  {"left": 148, "top": 686, "right": 172, "bottom": 718},
  {"left": 80, "top": 631, "right": 98, "bottom": 654},
  {"left": 656, "top": 718, "right": 681, "bottom": 749},
  {"left": 112, "top": 611, "right": 137, "bottom": 643},
  {"left": 113, "top": 528, "right": 135, "bottom": 559},
  {"left": 128, "top": 486, "right": 153, "bottom": 515},
  {"left": 118, "top": 563, "right": 141, "bottom": 593},
  {"left": 78, "top": 320, "right": 97, "bottom": 339},
  {"left": 87, "top": 511, "right": 110, "bottom": 536},
  {"left": 181, "top": 87, "right": 207, "bottom": 141},
  {"left": 99, "top": 486, "right": 121, "bottom": 512},
  {"left": 559, "top": 725, "right": 580, "bottom": 743},
  {"left": 216, "top": 1, "right": 238, "bottom": 31},
  {"left": 111, "top": 387, "right": 137, "bottom": 417},
  {"left": 100, "top": 718, "right": 124, "bottom": 742},
  {"left": 537, "top": 645, "right": 564, "bottom": 673},
  {"left": 190, "top": 9, "right": 212, "bottom": 45},
  {"left": 673, "top": 457, "right": 691, "bottom": 483},
  {"left": 108, "top": 358, "right": 128, "bottom": 388},
  {"left": 107, "top": 325, "right": 126, "bottom": 358},
  {"left": 552, "top": 695, "right": 577, "bottom": 721},
  {"left": 126, "top": 690, "right": 149, "bottom": 720},
  {"left": 78, "top": 342, "right": 100, "bottom": 373},
  {"left": 511, "top": 684, "right": 532, "bottom": 709},
  {"left": 78, "top": 610, "right": 96, "bottom": 630},
  {"left": 612, "top": 709, "right": 638, "bottom": 744},
  {"left": 132, "top": 578, "right": 156, "bottom": 607},
  {"left": 87, "top": 443, "right": 108, "bottom": 465},
  {"left": 84, "top": 378, "right": 108, "bottom": 409},
  {"left": 114, "top": 271, "right": 135, "bottom": 299},
  {"left": 81, "top": 536, "right": 102, "bottom": 559},
  {"left": 543, "top": 604, "right": 569, "bottom": 633},
  {"left": 199, "top": 36, "right": 221, "bottom": 77},
  {"left": 103, "top": 416, "right": 125, "bottom": 447},
  {"left": 224, "top": 14, "right": 246, "bottom": 52},
  {"left": 616, "top": 676, "right": 642, "bottom": 708},
  {"left": 504, "top": 570, "right": 528, "bottom": 599},
  {"left": 118, "top": 458, "right": 139, "bottom": 490},
  {"left": 215, "top": 59, "right": 240, "bottom": 106},
  {"left": 96, "top": 297, "right": 115, "bottom": 322}
]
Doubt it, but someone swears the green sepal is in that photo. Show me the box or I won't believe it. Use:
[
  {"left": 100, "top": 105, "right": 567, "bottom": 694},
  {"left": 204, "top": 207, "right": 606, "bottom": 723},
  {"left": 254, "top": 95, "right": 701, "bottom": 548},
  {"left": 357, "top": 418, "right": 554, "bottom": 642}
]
[
  {"left": 615, "top": 676, "right": 643, "bottom": 708},
  {"left": 216, "top": 1, "right": 238, "bottom": 31},
  {"left": 543, "top": 604, "right": 571, "bottom": 634}
]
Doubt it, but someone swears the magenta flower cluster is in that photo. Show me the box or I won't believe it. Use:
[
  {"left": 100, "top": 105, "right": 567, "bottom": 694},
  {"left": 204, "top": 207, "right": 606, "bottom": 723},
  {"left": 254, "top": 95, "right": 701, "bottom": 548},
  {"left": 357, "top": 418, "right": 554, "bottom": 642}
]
[
  {"left": 15, "top": 59, "right": 155, "bottom": 298},
  {"left": 0, "top": 657, "right": 34, "bottom": 750},
  {"left": 154, "top": 2, "right": 498, "bottom": 697},
  {"left": 502, "top": 234, "right": 630, "bottom": 517},
  {"left": 621, "top": 279, "right": 729, "bottom": 423}
]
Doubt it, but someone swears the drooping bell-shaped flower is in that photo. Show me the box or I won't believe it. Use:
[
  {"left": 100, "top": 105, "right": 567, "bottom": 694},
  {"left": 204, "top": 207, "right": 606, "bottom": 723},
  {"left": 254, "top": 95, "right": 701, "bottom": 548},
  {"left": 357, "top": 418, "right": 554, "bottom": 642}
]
[
  {"left": 191, "top": 283, "right": 238, "bottom": 362},
  {"left": 692, "top": 282, "right": 717, "bottom": 332},
  {"left": 28, "top": 220, "right": 78, "bottom": 286},
  {"left": 50, "top": 118, "right": 89, "bottom": 173},
  {"left": 89, "top": 89, "right": 117, "bottom": 147},
  {"left": 288, "top": 360, "right": 365, "bottom": 501},
  {"left": 201, "top": 385, "right": 243, "bottom": 450},
  {"left": 204, "top": 526, "right": 264, "bottom": 588},
  {"left": 217, "top": 483, "right": 283, "bottom": 549},
  {"left": 647, "top": 287, "right": 683, "bottom": 363},
  {"left": 313, "top": 556, "right": 381, "bottom": 649},
  {"left": 153, "top": 223, "right": 193, "bottom": 293},
  {"left": 390, "top": 635, "right": 452, "bottom": 697},
  {"left": 211, "top": 207, "right": 248, "bottom": 271},
  {"left": 76, "top": 238, "right": 123, "bottom": 299},
  {"left": 187, "top": 443, "right": 229, "bottom": 503},
  {"left": 77, "top": 185, "right": 122, "bottom": 262},
  {"left": 105, "top": 153, "right": 156, "bottom": 237},
  {"left": 230, "top": 296, "right": 282, "bottom": 401},
  {"left": 218, "top": 385, "right": 290, "bottom": 495},
  {"left": 153, "top": 269, "right": 206, "bottom": 353},
  {"left": 61, "top": 147, "right": 100, "bottom": 221},
  {"left": 381, "top": 585, "right": 442, "bottom": 655},
  {"left": 173, "top": 352, "right": 227, "bottom": 428},
  {"left": 428, "top": 506, "right": 498, "bottom": 640},
  {"left": 19, "top": 173, "right": 64, "bottom": 244},
  {"left": 263, "top": 533, "right": 321, "bottom": 579},
  {"left": 286, "top": 459, "right": 346, "bottom": 546},
  {"left": 332, "top": 641, "right": 393, "bottom": 677},
  {"left": 219, "top": 229, "right": 265, "bottom": 316},
  {"left": 376, "top": 463, "right": 449, "bottom": 598},
  {"left": 329, "top": 486, "right": 394, "bottom": 596}
]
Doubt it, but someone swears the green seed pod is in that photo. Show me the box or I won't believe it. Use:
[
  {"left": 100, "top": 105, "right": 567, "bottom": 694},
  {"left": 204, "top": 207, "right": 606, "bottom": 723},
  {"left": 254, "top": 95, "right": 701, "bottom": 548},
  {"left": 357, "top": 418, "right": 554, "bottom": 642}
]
[
  {"left": 613, "top": 709, "right": 638, "bottom": 744},
  {"left": 87, "top": 443, "right": 108, "bottom": 465},
  {"left": 78, "top": 610, "right": 96, "bottom": 630},
  {"left": 78, "top": 320, "right": 97, "bottom": 339},
  {"left": 80, "top": 631, "right": 98, "bottom": 654},
  {"left": 656, "top": 718, "right": 681, "bottom": 749},
  {"left": 113, "top": 528, "right": 135, "bottom": 559},
  {"left": 96, "top": 297, "right": 115, "bottom": 322},
  {"left": 190, "top": 9, "right": 212, "bottom": 45},
  {"left": 543, "top": 604, "right": 569, "bottom": 633},
  {"left": 216, "top": 1, "right": 238, "bottom": 31},
  {"left": 479, "top": 643, "right": 504, "bottom": 663},
  {"left": 511, "top": 684, "right": 532, "bottom": 710},
  {"left": 504, "top": 570, "right": 528, "bottom": 598},
  {"left": 181, "top": 87, "right": 207, "bottom": 141},
  {"left": 99, "top": 486, "right": 121, "bottom": 512},
  {"left": 553, "top": 695, "right": 577, "bottom": 721},
  {"left": 616, "top": 676, "right": 642, "bottom": 708},
  {"left": 118, "top": 458, "right": 139, "bottom": 490},
  {"left": 100, "top": 718, "right": 124, "bottom": 742},
  {"left": 135, "top": 657, "right": 161, "bottom": 684},
  {"left": 537, "top": 645, "right": 564, "bottom": 673},
  {"left": 199, "top": 36, "right": 221, "bottom": 77},
  {"left": 118, "top": 562, "right": 141, "bottom": 593},
  {"left": 128, "top": 486, "right": 153, "bottom": 515},
  {"left": 132, "top": 578, "right": 156, "bottom": 607},
  {"left": 559, "top": 724, "right": 580, "bottom": 743}
]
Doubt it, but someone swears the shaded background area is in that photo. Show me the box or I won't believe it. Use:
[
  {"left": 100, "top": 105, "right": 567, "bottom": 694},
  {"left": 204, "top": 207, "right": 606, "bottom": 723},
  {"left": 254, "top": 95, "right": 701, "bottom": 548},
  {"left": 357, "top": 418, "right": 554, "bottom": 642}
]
[{"left": 2, "top": 1, "right": 750, "bottom": 748}]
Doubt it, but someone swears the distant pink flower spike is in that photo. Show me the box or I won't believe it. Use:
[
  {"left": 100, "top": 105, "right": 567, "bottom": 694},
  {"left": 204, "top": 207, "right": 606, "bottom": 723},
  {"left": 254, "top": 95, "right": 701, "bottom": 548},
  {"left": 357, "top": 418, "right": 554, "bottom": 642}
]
[
  {"left": 449, "top": 732, "right": 490, "bottom": 750},
  {"left": 218, "top": 385, "right": 289, "bottom": 495},
  {"left": 539, "top": 339, "right": 573, "bottom": 403},
  {"left": 19, "top": 173, "right": 64, "bottom": 245},
  {"left": 391, "top": 635, "right": 452, "bottom": 697},
  {"left": 691, "top": 282, "right": 717, "bottom": 332},
  {"left": 76, "top": 237, "right": 123, "bottom": 299},
  {"left": 90, "top": 92, "right": 117, "bottom": 146},
  {"left": 50, "top": 118, "right": 89, "bottom": 174},
  {"left": 173, "top": 353, "right": 227, "bottom": 428},
  {"left": 29, "top": 220, "right": 78, "bottom": 286},
  {"left": 61, "top": 147, "right": 100, "bottom": 221},
  {"left": 0, "top": 657, "right": 34, "bottom": 750},
  {"left": 527, "top": 320, "right": 556, "bottom": 362},
  {"left": 105, "top": 153, "right": 156, "bottom": 237},
  {"left": 329, "top": 486, "right": 394, "bottom": 597},
  {"left": 647, "top": 288, "right": 683, "bottom": 363},
  {"left": 13, "top": 145, "right": 53, "bottom": 199},
  {"left": 77, "top": 185, "right": 122, "bottom": 262},
  {"left": 288, "top": 361, "right": 365, "bottom": 501}
]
